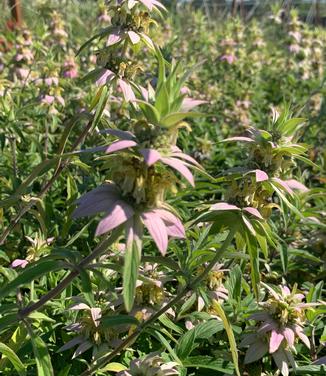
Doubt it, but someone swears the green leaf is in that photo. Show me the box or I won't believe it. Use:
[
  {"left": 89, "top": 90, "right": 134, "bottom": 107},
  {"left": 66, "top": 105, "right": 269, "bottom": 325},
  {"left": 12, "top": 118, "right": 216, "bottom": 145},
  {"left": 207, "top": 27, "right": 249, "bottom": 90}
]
[
  {"left": 183, "top": 356, "right": 233, "bottom": 374},
  {"left": 226, "top": 265, "right": 242, "bottom": 302},
  {"left": 212, "top": 301, "right": 240, "bottom": 376},
  {"left": 99, "top": 363, "right": 127, "bottom": 372},
  {"left": 0, "top": 314, "right": 18, "bottom": 332},
  {"left": 177, "top": 293, "right": 197, "bottom": 318},
  {"left": 28, "top": 312, "right": 55, "bottom": 323},
  {"left": 136, "top": 100, "right": 160, "bottom": 123},
  {"left": 158, "top": 314, "right": 183, "bottom": 334},
  {"left": 288, "top": 248, "right": 322, "bottom": 263},
  {"left": 79, "top": 68, "right": 103, "bottom": 84},
  {"left": 295, "top": 154, "right": 319, "bottom": 169},
  {"left": 176, "top": 329, "right": 196, "bottom": 359},
  {"left": 56, "top": 112, "right": 91, "bottom": 158},
  {"left": 0, "top": 342, "right": 26, "bottom": 375},
  {"left": 90, "top": 85, "right": 108, "bottom": 131},
  {"left": 275, "top": 144, "right": 307, "bottom": 155},
  {"left": 271, "top": 183, "right": 303, "bottom": 218},
  {"left": 155, "top": 46, "right": 166, "bottom": 87},
  {"left": 153, "top": 330, "right": 181, "bottom": 364},
  {"left": 76, "top": 26, "right": 116, "bottom": 55},
  {"left": 0, "top": 251, "right": 10, "bottom": 263},
  {"left": 0, "top": 260, "right": 62, "bottom": 299},
  {"left": 307, "top": 280, "right": 324, "bottom": 303},
  {"left": 280, "top": 117, "right": 306, "bottom": 136},
  {"left": 65, "top": 220, "right": 94, "bottom": 247},
  {"left": 160, "top": 112, "right": 203, "bottom": 128},
  {"left": 255, "top": 231, "right": 268, "bottom": 259},
  {"left": 28, "top": 330, "right": 54, "bottom": 376},
  {"left": 278, "top": 244, "right": 288, "bottom": 273},
  {"left": 123, "top": 217, "right": 143, "bottom": 312},
  {"left": 295, "top": 365, "right": 326, "bottom": 374},
  {"left": 155, "top": 82, "right": 170, "bottom": 117},
  {"left": 79, "top": 268, "right": 95, "bottom": 306},
  {"left": 57, "top": 365, "right": 72, "bottom": 376},
  {"left": 195, "top": 319, "right": 224, "bottom": 338},
  {"left": 100, "top": 315, "right": 139, "bottom": 328},
  {"left": 0, "top": 158, "right": 57, "bottom": 208},
  {"left": 242, "top": 215, "right": 256, "bottom": 236}
]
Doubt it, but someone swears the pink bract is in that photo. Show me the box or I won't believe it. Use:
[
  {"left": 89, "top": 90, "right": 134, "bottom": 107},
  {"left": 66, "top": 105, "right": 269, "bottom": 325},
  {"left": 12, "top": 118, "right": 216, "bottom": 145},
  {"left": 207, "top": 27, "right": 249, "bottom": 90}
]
[{"left": 73, "top": 183, "right": 185, "bottom": 255}]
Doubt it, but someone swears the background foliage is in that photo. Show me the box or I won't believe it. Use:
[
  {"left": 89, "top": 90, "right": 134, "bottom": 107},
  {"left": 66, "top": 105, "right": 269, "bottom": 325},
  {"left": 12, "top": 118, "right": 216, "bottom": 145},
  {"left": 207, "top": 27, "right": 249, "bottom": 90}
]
[{"left": 0, "top": 0, "right": 325, "bottom": 375}]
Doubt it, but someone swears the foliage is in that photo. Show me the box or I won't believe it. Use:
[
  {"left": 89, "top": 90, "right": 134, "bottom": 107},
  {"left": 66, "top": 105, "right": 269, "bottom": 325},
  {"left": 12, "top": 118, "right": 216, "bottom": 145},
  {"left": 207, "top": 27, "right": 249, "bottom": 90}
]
[{"left": 0, "top": 1, "right": 325, "bottom": 376}]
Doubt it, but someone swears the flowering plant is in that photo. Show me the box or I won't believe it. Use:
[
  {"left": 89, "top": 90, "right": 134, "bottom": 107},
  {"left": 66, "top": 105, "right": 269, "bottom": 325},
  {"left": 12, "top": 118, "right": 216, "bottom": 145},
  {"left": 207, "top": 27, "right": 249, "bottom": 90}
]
[{"left": 0, "top": 2, "right": 324, "bottom": 376}]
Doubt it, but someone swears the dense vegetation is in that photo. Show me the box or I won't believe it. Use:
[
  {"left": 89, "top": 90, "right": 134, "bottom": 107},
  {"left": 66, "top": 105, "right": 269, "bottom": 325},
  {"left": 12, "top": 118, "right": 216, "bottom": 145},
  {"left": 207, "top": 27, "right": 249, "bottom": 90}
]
[{"left": 0, "top": 1, "right": 325, "bottom": 375}]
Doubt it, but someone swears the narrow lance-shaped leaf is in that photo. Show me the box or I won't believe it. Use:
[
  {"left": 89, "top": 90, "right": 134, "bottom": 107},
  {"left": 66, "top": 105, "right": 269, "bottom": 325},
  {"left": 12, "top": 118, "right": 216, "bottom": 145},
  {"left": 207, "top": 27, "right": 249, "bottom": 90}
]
[
  {"left": 0, "top": 342, "right": 26, "bottom": 376},
  {"left": 176, "top": 329, "right": 196, "bottom": 360},
  {"left": 161, "top": 112, "right": 203, "bottom": 128},
  {"left": 0, "top": 260, "right": 63, "bottom": 299},
  {"left": 123, "top": 216, "right": 143, "bottom": 312},
  {"left": 212, "top": 300, "right": 240, "bottom": 376},
  {"left": 27, "top": 327, "right": 54, "bottom": 376},
  {"left": 90, "top": 85, "right": 109, "bottom": 131}
]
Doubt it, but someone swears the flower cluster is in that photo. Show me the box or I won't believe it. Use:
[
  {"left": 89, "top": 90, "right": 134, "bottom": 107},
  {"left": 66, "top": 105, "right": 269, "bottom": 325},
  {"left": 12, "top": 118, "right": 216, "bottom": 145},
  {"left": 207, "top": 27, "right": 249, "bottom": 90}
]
[
  {"left": 72, "top": 0, "right": 206, "bottom": 314},
  {"left": 11, "top": 235, "right": 54, "bottom": 268},
  {"left": 220, "top": 107, "right": 309, "bottom": 219},
  {"left": 12, "top": 29, "right": 34, "bottom": 81},
  {"left": 117, "top": 352, "right": 178, "bottom": 376},
  {"left": 1, "top": 3, "right": 324, "bottom": 376},
  {"left": 241, "top": 284, "right": 312, "bottom": 376},
  {"left": 49, "top": 11, "right": 68, "bottom": 47}
]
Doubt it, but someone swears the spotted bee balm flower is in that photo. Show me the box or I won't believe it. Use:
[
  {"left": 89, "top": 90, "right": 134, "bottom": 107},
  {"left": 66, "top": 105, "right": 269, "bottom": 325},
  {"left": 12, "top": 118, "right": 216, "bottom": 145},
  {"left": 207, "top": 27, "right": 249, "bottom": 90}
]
[
  {"left": 117, "top": 352, "right": 178, "bottom": 376},
  {"left": 102, "top": 128, "right": 201, "bottom": 187},
  {"left": 73, "top": 182, "right": 185, "bottom": 255},
  {"left": 241, "top": 284, "right": 315, "bottom": 376}
]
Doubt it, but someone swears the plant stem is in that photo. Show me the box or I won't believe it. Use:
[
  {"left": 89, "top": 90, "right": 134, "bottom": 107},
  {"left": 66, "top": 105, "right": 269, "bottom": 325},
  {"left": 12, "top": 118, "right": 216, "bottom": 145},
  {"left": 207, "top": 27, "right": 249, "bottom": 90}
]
[
  {"left": 17, "top": 229, "right": 121, "bottom": 320},
  {"left": 8, "top": 135, "right": 17, "bottom": 178},
  {"left": 80, "top": 227, "right": 236, "bottom": 376}
]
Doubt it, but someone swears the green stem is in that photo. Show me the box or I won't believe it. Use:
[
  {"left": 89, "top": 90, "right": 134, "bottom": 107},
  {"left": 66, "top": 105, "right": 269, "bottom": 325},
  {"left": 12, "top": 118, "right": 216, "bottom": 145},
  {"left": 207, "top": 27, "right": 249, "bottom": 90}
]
[{"left": 80, "top": 227, "right": 236, "bottom": 376}]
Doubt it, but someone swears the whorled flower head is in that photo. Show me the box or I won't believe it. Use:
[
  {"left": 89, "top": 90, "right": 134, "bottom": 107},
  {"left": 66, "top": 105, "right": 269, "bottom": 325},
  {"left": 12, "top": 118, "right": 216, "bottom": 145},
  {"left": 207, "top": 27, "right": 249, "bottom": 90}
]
[
  {"left": 95, "top": 67, "right": 137, "bottom": 102},
  {"left": 97, "top": 1, "right": 111, "bottom": 23},
  {"left": 73, "top": 182, "right": 185, "bottom": 255},
  {"left": 62, "top": 56, "right": 78, "bottom": 79},
  {"left": 222, "top": 109, "right": 309, "bottom": 213},
  {"left": 241, "top": 284, "right": 314, "bottom": 376},
  {"left": 117, "top": 352, "right": 178, "bottom": 376},
  {"left": 39, "top": 86, "right": 65, "bottom": 114},
  {"left": 13, "top": 46, "right": 34, "bottom": 64},
  {"left": 102, "top": 127, "right": 201, "bottom": 187},
  {"left": 195, "top": 263, "right": 228, "bottom": 311},
  {"left": 59, "top": 301, "right": 127, "bottom": 358},
  {"left": 14, "top": 67, "right": 30, "bottom": 81},
  {"left": 97, "top": 0, "right": 165, "bottom": 53},
  {"left": 49, "top": 11, "right": 68, "bottom": 46},
  {"left": 135, "top": 263, "right": 172, "bottom": 306},
  {"left": 220, "top": 54, "right": 237, "bottom": 64},
  {"left": 11, "top": 235, "right": 54, "bottom": 269}
]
